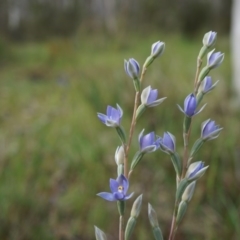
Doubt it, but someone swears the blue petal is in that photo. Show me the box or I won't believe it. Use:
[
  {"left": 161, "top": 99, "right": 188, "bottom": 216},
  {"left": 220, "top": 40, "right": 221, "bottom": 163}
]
[
  {"left": 147, "top": 89, "right": 158, "bottom": 104},
  {"left": 162, "top": 132, "right": 174, "bottom": 152},
  {"left": 203, "top": 76, "right": 212, "bottom": 92},
  {"left": 189, "top": 162, "right": 204, "bottom": 178},
  {"left": 97, "top": 113, "right": 108, "bottom": 124},
  {"left": 110, "top": 107, "right": 121, "bottom": 122},
  {"left": 107, "top": 106, "right": 114, "bottom": 118},
  {"left": 113, "top": 192, "right": 125, "bottom": 200},
  {"left": 203, "top": 120, "right": 215, "bottom": 136},
  {"left": 125, "top": 192, "right": 134, "bottom": 200},
  {"left": 141, "top": 132, "right": 155, "bottom": 149},
  {"left": 97, "top": 192, "right": 116, "bottom": 201},
  {"left": 110, "top": 179, "right": 119, "bottom": 193},
  {"left": 184, "top": 94, "right": 196, "bottom": 116}
]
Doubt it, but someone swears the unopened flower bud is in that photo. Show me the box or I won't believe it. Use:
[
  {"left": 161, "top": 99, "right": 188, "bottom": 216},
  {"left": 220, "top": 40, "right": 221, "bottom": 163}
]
[
  {"left": 203, "top": 31, "right": 217, "bottom": 48},
  {"left": 182, "top": 181, "right": 196, "bottom": 202},
  {"left": 207, "top": 49, "right": 224, "bottom": 70},
  {"left": 151, "top": 41, "right": 165, "bottom": 58},
  {"left": 124, "top": 58, "right": 140, "bottom": 79},
  {"left": 186, "top": 161, "right": 209, "bottom": 181},
  {"left": 115, "top": 146, "right": 125, "bottom": 165},
  {"left": 176, "top": 201, "right": 188, "bottom": 224},
  {"left": 200, "top": 76, "right": 219, "bottom": 94},
  {"left": 201, "top": 119, "right": 223, "bottom": 141},
  {"left": 178, "top": 94, "right": 205, "bottom": 118},
  {"left": 141, "top": 86, "right": 166, "bottom": 107},
  {"left": 130, "top": 194, "right": 143, "bottom": 218},
  {"left": 148, "top": 203, "right": 159, "bottom": 228},
  {"left": 94, "top": 226, "right": 107, "bottom": 240},
  {"left": 160, "top": 132, "right": 176, "bottom": 154}
]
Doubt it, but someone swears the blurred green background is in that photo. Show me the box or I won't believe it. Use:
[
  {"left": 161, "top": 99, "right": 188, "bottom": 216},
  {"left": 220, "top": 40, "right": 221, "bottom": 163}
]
[{"left": 0, "top": 0, "right": 239, "bottom": 240}]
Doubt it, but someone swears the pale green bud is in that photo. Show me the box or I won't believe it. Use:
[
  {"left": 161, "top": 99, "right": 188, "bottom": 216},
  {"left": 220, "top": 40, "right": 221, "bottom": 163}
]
[
  {"left": 94, "top": 226, "right": 107, "bottom": 240},
  {"left": 115, "top": 146, "right": 125, "bottom": 165},
  {"left": 130, "top": 194, "right": 143, "bottom": 218},
  {"left": 182, "top": 181, "right": 196, "bottom": 202}
]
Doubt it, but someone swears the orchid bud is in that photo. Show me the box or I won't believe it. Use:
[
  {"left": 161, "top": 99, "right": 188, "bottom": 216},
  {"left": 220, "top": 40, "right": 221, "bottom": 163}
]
[
  {"left": 115, "top": 146, "right": 125, "bottom": 165},
  {"left": 124, "top": 58, "right": 140, "bottom": 79},
  {"left": 181, "top": 181, "right": 196, "bottom": 202},
  {"left": 141, "top": 86, "right": 166, "bottom": 107},
  {"left": 203, "top": 31, "right": 217, "bottom": 48},
  {"left": 138, "top": 129, "right": 160, "bottom": 153},
  {"left": 186, "top": 161, "right": 209, "bottom": 181},
  {"left": 200, "top": 76, "right": 219, "bottom": 94},
  {"left": 178, "top": 94, "right": 205, "bottom": 117},
  {"left": 151, "top": 41, "right": 165, "bottom": 58},
  {"left": 201, "top": 119, "right": 223, "bottom": 141},
  {"left": 94, "top": 226, "right": 107, "bottom": 240},
  {"left": 125, "top": 195, "right": 143, "bottom": 240},
  {"left": 176, "top": 201, "right": 188, "bottom": 224},
  {"left": 207, "top": 49, "right": 224, "bottom": 70},
  {"left": 160, "top": 132, "right": 176, "bottom": 154},
  {"left": 148, "top": 203, "right": 160, "bottom": 228},
  {"left": 130, "top": 194, "right": 143, "bottom": 218}
]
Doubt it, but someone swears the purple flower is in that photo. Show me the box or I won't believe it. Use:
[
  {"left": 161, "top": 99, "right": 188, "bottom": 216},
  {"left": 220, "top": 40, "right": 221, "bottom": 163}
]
[
  {"left": 184, "top": 94, "right": 197, "bottom": 116},
  {"left": 151, "top": 41, "right": 165, "bottom": 58},
  {"left": 186, "top": 161, "right": 209, "bottom": 181},
  {"left": 160, "top": 132, "right": 176, "bottom": 154},
  {"left": 207, "top": 49, "right": 224, "bottom": 69},
  {"left": 141, "top": 86, "right": 166, "bottom": 107},
  {"left": 97, "top": 175, "right": 134, "bottom": 201},
  {"left": 201, "top": 76, "right": 219, "bottom": 94},
  {"left": 178, "top": 93, "right": 205, "bottom": 117},
  {"left": 202, "top": 31, "right": 217, "bottom": 47},
  {"left": 97, "top": 104, "right": 123, "bottom": 127},
  {"left": 201, "top": 119, "right": 222, "bottom": 141},
  {"left": 124, "top": 58, "right": 140, "bottom": 79},
  {"left": 138, "top": 130, "right": 161, "bottom": 153}
]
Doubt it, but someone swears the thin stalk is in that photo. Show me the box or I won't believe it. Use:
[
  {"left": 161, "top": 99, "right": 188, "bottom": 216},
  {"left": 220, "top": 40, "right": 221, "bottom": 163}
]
[
  {"left": 194, "top": 57, "right": 202, "bottom": 94},
  {"left": 124, "top": 67, "right": 147, "bottom": 178},
  {"left": 119, "top": 215, "right": 124, "bottom": 240},
  {"left": 181, "top": 130, "right": 190, "bottom": 179},
  {"left": 124, "top": 92, "right": 139, "bottom": 177},
  {"left": 168, "top": 202, "right": 178, "bottom": 240},
  {"left": 169, "top": 55, "right": 201, "bottom": 239}
]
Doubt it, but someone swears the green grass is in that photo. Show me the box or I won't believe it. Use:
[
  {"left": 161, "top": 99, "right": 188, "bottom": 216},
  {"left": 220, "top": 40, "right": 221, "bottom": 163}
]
[{"left": 0, "top": 32, "right": 239, "bottom": 240}]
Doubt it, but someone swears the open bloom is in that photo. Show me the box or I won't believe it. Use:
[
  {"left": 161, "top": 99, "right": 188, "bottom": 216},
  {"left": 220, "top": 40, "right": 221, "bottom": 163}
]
[
  {"left": 201, "top": 76, "right": 219, "bottom": 94},
  {"left": 202, "top": 31, "right": 217, "bottom": 47},
  {"left": 97, "top": 174, "right": 134, "bottom": 201},
  {"left": 138, "top": 130, "right": 161, "bottom": 153},
  {"left": 141, "top": 86, "right": 166, "bottom": 107},
  {"left": 124, "top": 58, "right": 140, "bottom": 79},
  {"left": 160, "top": 132, "right": 176, "bottom": 154},
  {"left": 178, "top": 93, "right": 205, "bottom": 117},
  {"left": 151, "top": 41, "right": 165, "bottom": 58},
  {"left": 201, "top": 119, "right": 223, "bottom": 141},
  {"left": 97, "top": 104, "right": 123, "bottom": 127},
  {"left": 186, "top": 161, "right": 209, "bottom": 181},
  {"left": 207, "top": 49, "right": 224, "bottom": 69}
]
